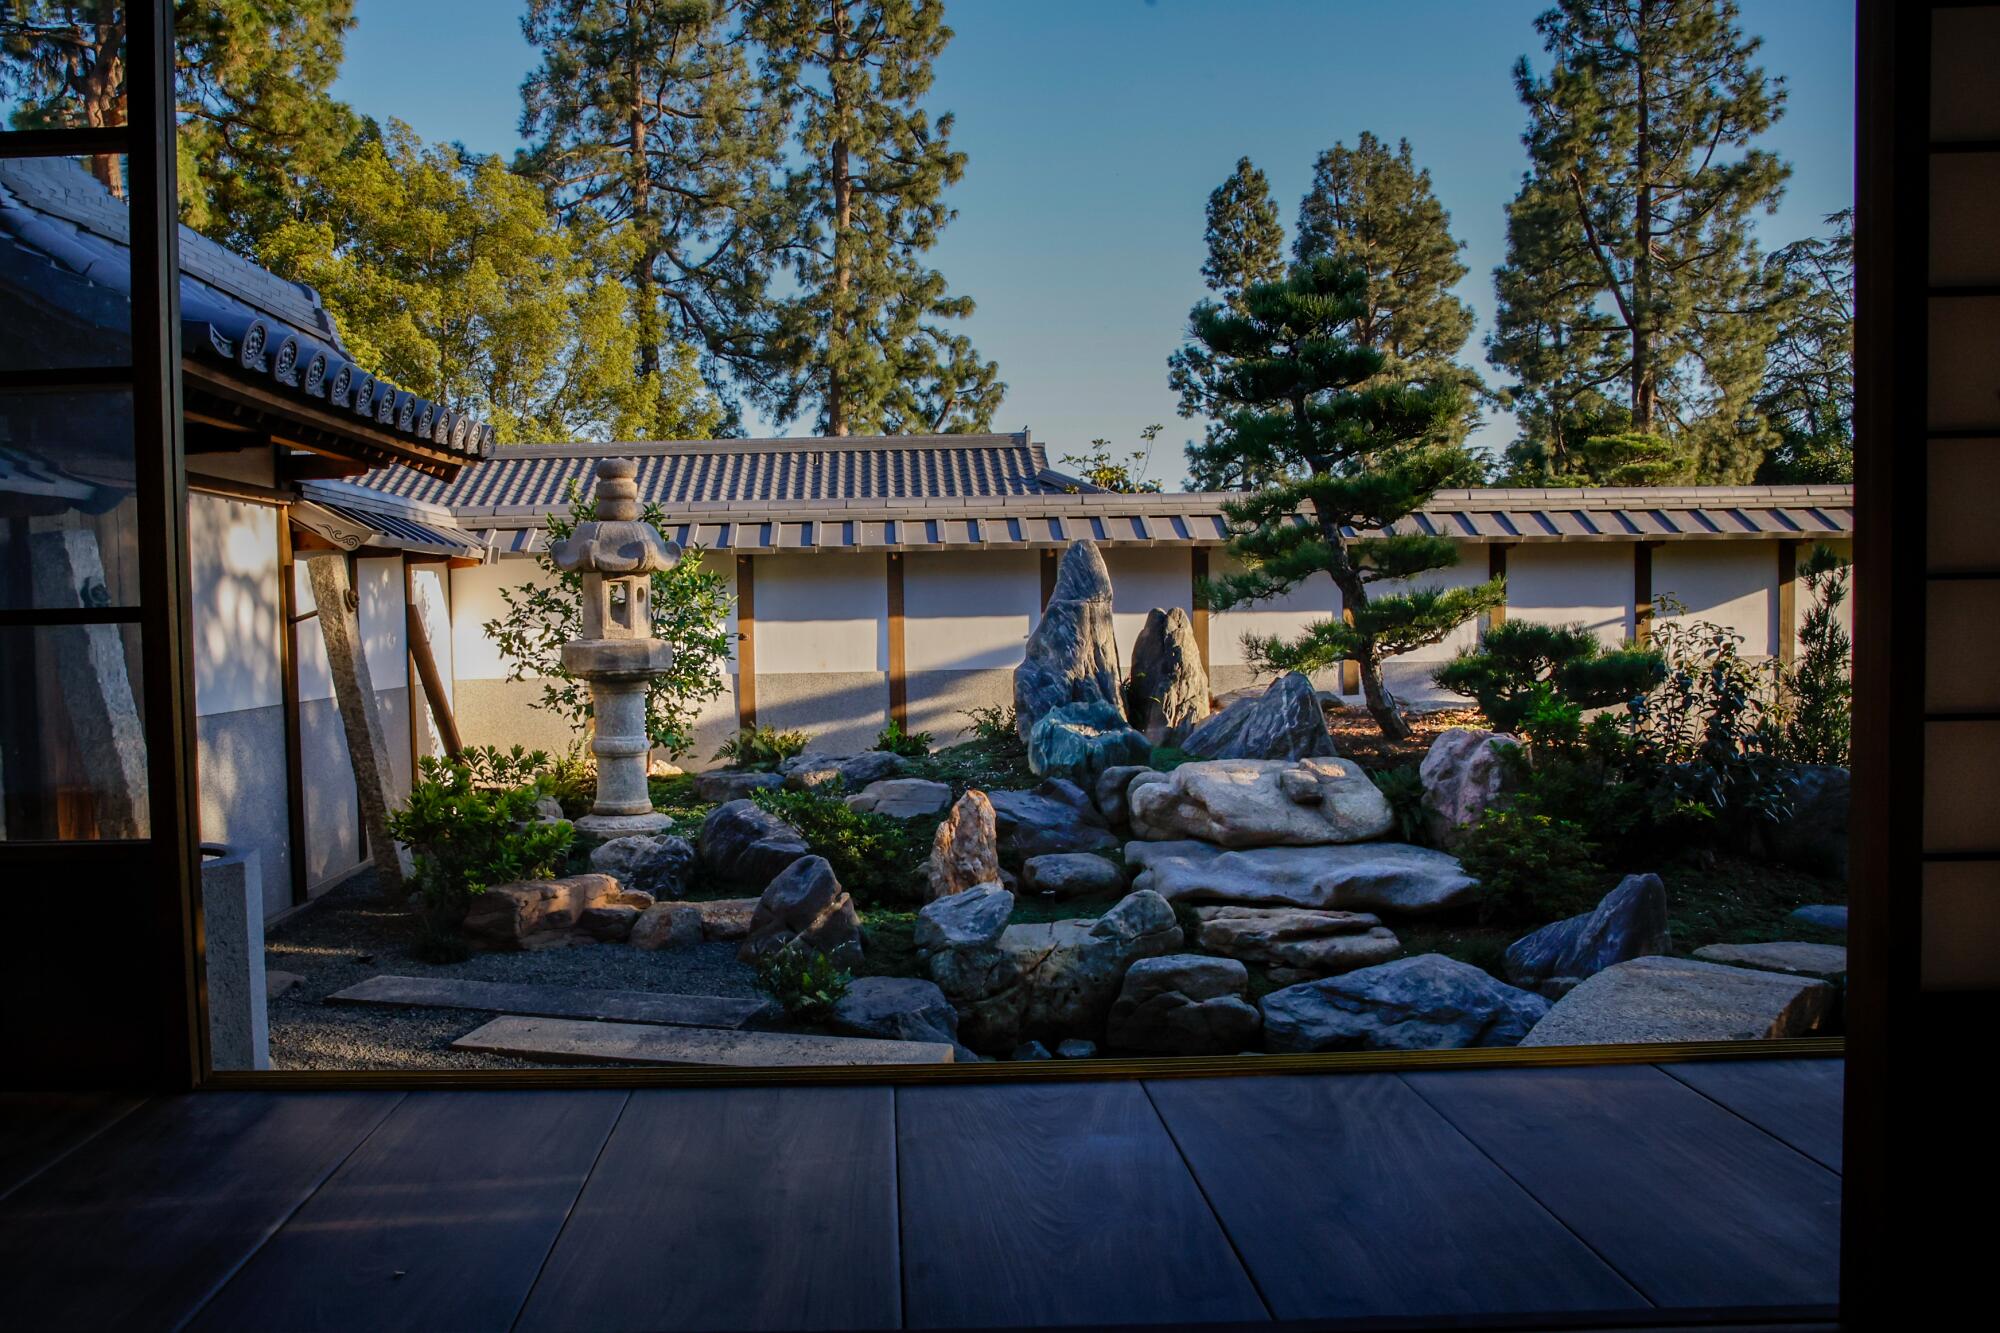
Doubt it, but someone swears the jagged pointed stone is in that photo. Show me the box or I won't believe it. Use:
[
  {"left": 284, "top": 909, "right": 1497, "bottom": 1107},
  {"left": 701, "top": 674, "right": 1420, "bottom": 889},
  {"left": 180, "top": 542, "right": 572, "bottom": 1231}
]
[
  {"left": 1050, "top": 538, "right": 1114, "bottom": 603},
  {"left": 1014, "top": 598, "right": 1123, "bottom": 742},
  {"left": 1182, "top": 671, "right": 1337, "bottom": 761},
  {"left": 1126, "top": 607, "right": 1210, "bottom": 746}
]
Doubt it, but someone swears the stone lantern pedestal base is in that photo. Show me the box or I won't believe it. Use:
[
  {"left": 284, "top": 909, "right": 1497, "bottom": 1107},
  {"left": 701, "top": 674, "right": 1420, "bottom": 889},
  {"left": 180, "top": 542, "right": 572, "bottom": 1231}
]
[{"left": 575, "top": 810, "right": 673, "bottom": 838}]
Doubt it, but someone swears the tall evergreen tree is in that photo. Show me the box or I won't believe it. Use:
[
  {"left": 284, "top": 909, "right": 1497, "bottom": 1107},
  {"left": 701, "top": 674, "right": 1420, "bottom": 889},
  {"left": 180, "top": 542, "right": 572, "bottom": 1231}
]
[
  {"left": 1489, "top": 0, "right": 1791, "bottom": 483},
  {"left": 0, "top": 0, "right": 359, "bottom": 247},
  {"left": 1170, "top": 156, "right": 1286, "bottom": 485},
  {"left": 1191, "top": 258, "right": 1504, "bottom": 741},
  {"left": 747, "top": 0, "right": 1001, "bottom": 436},
  {"left": 1294, "top": 132, "right": 1474, "bottom": 381},
  {"left": 1756, "top": 210, "right": 1853, "bottom": 483},
  {"left": 520, "top": 0, "right": 786, "bottom": 432}
]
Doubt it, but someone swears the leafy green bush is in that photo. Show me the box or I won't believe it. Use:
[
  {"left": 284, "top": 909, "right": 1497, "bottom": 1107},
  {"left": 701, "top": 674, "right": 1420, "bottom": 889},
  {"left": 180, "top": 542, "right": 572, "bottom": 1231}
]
[
  {"left": 540, "top": 741, "right": 597, "bottom": 818},
  {"left": 1148, "top": 745, "right": 1195, "bottom": 773},
  {"left": 875, "top": 719, "right": 933, "bottom": 758},
  {"left": 1370, "top": 763, "right": 1428, "bottom": 844},
  {"left": 1433, "top": 619, "right": 1665, "bottom": 733},
  {"left": 753, "top": 946, "right": 852, "bottom": 1023},
  {"left": 1624, "top": 609, "right": 1790, "bottom": 831},
  {"left": 751, "top": 787, "right": 931, "bottom": 907},
  {"left": 1774, "top": 545, "right": 1852, "bottom": 765},
  {"left": 712, "top": 724, "right": 809, "bottom": 771},
  {"left": 1457, "top": 799, "right": 1606, "bottom": 926},
  {"left": 962, "top": 702, "right": 1020, "bottom": 745},
  {"left": 387, "top": 746, "right": 574, "bottom": 936}
]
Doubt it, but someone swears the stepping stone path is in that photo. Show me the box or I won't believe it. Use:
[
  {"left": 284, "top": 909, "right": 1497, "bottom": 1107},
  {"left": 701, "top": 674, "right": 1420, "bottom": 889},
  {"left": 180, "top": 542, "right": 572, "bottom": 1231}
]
[
  {"left": 328, "top": 974, "right": 777, "bottom": 1031},
  {"left": 1522, "top": 956, "right": 1834, "bottom": 1046},
  {"left": 1190, "top": 905, "right": 1399, "bottom": 976},
  {"left": 1692, "top": 941, "right": 1849, "bottom": 980},
  {"left": 454, "top": 1015, "right": 957, "bottom": 1067}
]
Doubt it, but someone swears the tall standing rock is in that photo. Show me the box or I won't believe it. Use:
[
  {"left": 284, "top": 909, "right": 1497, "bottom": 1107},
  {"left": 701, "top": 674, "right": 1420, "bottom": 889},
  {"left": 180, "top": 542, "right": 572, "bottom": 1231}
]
[
  {"left": 1182, "top": 672, "right": 1337, "bottom": 761},
  {"left": 1014, "top": 540, "right": 1124, "bottom": 742},
  {"left": 1125, "top": 607, "right": 1209, "bottom": 746},
  {"left": 926, "top": 790, "right": 1002, "bottom": 901}
]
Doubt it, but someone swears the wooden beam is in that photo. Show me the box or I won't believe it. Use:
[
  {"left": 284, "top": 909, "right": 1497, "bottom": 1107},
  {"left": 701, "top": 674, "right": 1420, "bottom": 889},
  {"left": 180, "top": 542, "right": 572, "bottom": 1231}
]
[
  {"left": 1633, "top": 541, "right": 1656, "bottom": 646},
  {"left": 1190, "top": 548, "right": 1211, "bottom": 670},
  {"left": 1486, "top": 543, "right": 1510, "bottom": 638},
  {"left": 276, "top": 516, "right": 309, "bottom": 908},
  {"left": 406, "top": 600, "right": 463, "bottom": 758},
  {"left": 1040, "top": 549, "right": 1058, "bottom": 609},
  {"left": 886, "top": 554, "right": 907, "bottom": 729},
  {"left": 1776, "top": 539, "right": 1800, "bottom": 665},
  {"left": 305, "top": 554, "right": 404, "bottom": 891},
  {"left": 735, "top": 555, "right": 757, "bottom": 732},
  {"left": 1340, "top": 607, "right": 1360, "bottom": 696}
]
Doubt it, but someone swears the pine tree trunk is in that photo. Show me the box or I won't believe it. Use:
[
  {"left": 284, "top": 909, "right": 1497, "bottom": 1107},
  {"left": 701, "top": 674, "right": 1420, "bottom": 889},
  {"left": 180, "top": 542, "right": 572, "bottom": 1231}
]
[
  {"left": 1630, "top": 0, "right": 1654, "bottom": 432},
  {"left": 825, "top": 5, "right": 853, "bottom": 437},
  {"left": 1356, "top": 650, "right": 1411, "bottom": 742},
  {"left": 628, "top": 40, "right": 660, "bottom": 382}
]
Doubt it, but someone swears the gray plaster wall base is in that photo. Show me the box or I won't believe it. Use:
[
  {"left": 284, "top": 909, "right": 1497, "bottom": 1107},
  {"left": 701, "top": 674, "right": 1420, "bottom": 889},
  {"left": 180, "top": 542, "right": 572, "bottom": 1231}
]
[
  {"left": 906, "top": 669, "right": 1015, "bottom": 745},
  {"left": 756, "top": 671, "right": 889, "bottom": 754}
]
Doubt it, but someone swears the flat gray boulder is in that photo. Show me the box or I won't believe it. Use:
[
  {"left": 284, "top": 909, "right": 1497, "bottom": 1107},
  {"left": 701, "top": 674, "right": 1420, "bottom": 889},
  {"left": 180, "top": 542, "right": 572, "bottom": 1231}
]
[
  {"left": 699, "top": 799, "right": 810, "bottom": 891},
  {"left": 1021, "top": 852, "right": 1127, "bottom": 899},
  {"left": 1692, "top": 941, "right": 1848, "bottom": 980},
  {"left": 694, "top": 769, "right": 783, "bottom": 803},
  {"left": 846, "top": 777, "right": 952, "bottom": 819},
  {"left": 1521, "top": 956, "right": 1835, "bottom": 1046},
  {"left": 998, "top": 889, "right": 1183, "bottom": 1039},
  {"left": 1107, "top": 954, "right": 1261, "bottom": 1055},
  {"left": 1504, "top": 873, "right": 1671, "bottom": 998},
  {"left": 589, "top": 833, "right": 697, "bottom": 900},
  {"left": 779, "top": 749, "right": 906, "bottom": 791},
  {"left": 1126, "top": 839, "right": 1477, "bottom": 915},
  {"left": 1191, "top": 905, "right": 1400, "bottom": 976},
  {"left": 831, "top": 977, "right": 971, "bottom": 1059},
  {"left": 1126, "top": 607, "right": 1209, "bottom": 746},
  {"left": 914, "top": 882, "right": 1014, "bottom": 954},
  {"left": 1128, "top": 757, "right": 1393, "bottom": 847},
  {"left": 1028, "top": 699, "right": 1152, "bottom": 783},
  {"left": 989, "top": 780, "right": 1119, "bottom": 856},
  {"left": 1181, "top": 671, "right": 1337, "bottom": 761},
  {"left": 1261, "top": 954, "right": 1550, "bottom": 1052}
]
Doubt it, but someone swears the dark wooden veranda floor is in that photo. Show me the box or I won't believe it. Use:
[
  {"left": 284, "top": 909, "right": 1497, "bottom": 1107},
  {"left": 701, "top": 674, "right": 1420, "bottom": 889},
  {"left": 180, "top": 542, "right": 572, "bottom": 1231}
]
[{"left": 0, "top": 1058, "right": 1842, "bottom": 1332}]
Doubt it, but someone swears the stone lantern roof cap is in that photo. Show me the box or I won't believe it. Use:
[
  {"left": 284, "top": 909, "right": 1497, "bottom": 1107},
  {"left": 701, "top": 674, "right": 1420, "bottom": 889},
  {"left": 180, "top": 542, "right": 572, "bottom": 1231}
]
[{"left": 550, "top": 459, "right": 679, "bottom": 575}]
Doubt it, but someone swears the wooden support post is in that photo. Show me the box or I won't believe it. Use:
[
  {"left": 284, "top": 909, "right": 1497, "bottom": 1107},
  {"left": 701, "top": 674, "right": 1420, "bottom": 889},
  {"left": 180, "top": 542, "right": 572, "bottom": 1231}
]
[
  {"left": 277, "top": 516, "right": 308, "bottom": 907},
  {"left": 1340, "top": 607, "right": 1360, "bottom": 696},
  {"left": 1486, "top": 543, "right": 1510, "bottom": 639},
  {"left": 1634, "top": 541, "right": 1657, "bottom": 646},
  {"left": 1040, "top": 548, "right": 1059, "bottom": 609},
  {"left": 735, "top": 554, "right": 757, "bottom": 732},
  {"left": 1190, "top": 547, "right": 1211, "bottom": 670},
  {"left": 886, "top": 553, "right": 907, "bottom": 729},
  {"left": 405, "top": 602, "right": 462, "bottom": 758},
  {"left": 1776, "top": 539, "right": 1800, "bottom": 665},
  {"left": 306, "top": 554, "right": 404, "bottom": 892}
]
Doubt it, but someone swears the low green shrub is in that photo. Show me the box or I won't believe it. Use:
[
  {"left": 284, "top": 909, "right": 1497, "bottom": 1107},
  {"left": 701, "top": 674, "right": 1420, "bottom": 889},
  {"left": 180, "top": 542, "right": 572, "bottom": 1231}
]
[
  {"left": 875, "top": 719, "right": 933, "bottom": 758},
  {"left": 540, "top": 741, "right": 598, "bottom": 818},
  {"left": 1773, "top": 545, "right": 1852, "bottom": 766},
  {"left": 961, "top": 702, "right": 1020, "bottom": 745},
  {"left": 1148, "top": 745, "right": 1196, "bottom": 773},
  {"left": 753, "top": 947, "right": 851, "bottom": 1023},
  {"left": 387, "top": 746, "right": 573, "bottom": 947},
  {"left": 712, "top": 724, "right": 809, "bottom": 771},
  {"left": 1370, "top": 763, "right": 1428, "bottom": 844},
  {"left": 1456, "top": 798, "right": 1606, "bottom": 927},
  {"left": 751, "top": 786, "right": 931, "bottom": 907}
]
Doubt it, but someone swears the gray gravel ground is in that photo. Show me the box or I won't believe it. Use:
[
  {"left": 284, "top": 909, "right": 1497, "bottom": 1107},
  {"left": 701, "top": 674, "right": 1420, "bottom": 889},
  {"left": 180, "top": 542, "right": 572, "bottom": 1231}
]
[{"left": 266, "top": 869, "right": 764, "bottom": 1071}]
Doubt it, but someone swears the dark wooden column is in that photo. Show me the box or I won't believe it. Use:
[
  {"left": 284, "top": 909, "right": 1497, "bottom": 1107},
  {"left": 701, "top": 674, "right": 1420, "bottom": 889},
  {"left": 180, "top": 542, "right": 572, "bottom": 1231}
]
[
  {"left": 1190, "top": 548, "right": 1211, "bottom": 669},
  {"left": 735, "top": 554, "right": 757, "bottom": 731},
  {"left": 1040, "top": 549, "right": 1059, "bottom": 609},
  {"left": 1486, "top": 543, "right": 1510, "bottom": 638},
  {"left": 1633, "top": 541, "right": 1657, "bottom": 645},
  {"left": 886, "top": 553, "right": 907, "bottom": 728},
  {"left": 1776, "top": 538, "right": 1800, "bottom": 665},
  {"left": 276, "top": 514, "right": 309, "bottom": 907}
]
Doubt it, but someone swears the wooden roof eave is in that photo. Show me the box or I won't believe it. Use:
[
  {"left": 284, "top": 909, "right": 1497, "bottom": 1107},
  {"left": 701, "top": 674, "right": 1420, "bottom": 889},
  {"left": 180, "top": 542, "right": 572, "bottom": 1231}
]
[{"left": 181, "top": 360, "right": 471, "bottom": 481}]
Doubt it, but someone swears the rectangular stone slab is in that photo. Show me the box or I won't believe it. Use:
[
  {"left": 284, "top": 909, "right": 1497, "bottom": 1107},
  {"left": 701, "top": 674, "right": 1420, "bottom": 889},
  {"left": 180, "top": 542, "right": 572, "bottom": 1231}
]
[
  {"left": 452, "top": 1015, "right": 957, "bottom": 1066},
  {"left": 328, "top": 974, "right": 778, "bottom": 1031}
]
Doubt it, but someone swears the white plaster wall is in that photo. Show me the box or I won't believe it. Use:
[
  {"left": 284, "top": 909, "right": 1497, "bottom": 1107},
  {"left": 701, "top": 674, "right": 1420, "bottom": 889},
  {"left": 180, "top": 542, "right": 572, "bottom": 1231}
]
[
  {"left": 357, "top": 556, "right": 406, "bottom": 683},
  {"left": 1505, "top": 545, "right": 1633, "bottom": 645},
  {"left": 1207, "top": 550, "right": 1345, "bottom": 667},
  {"left": 1653, "top": 543, "right": 1777, "bottom": 655},
  {"left": 292, "top": 559, "right": 335, "bottom": 703},
  {"left": 904, "top": 550, "right": 1038, "bottom": 672},
  {"left": 1104, "top": 547, "right": 1194, "bottom": 668},
  {"left": 755, "top": 553, "right": 886, "bottom": 673},
  {"left": 409, "top": 563, "right": 453, "bottom": 760},
  {"left": 188, "top": 494, "right": 280, "bottom": 717}
]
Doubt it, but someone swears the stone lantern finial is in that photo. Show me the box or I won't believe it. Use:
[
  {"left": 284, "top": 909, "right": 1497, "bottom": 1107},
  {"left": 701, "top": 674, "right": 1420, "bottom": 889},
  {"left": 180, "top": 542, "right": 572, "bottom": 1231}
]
[{"left": 549, "top": 458, "right": 679, "bottom": 835}]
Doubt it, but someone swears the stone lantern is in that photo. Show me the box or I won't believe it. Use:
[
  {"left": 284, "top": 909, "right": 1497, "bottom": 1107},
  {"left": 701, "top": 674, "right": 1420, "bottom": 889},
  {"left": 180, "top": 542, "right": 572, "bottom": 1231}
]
[{"left": 551, "top": 458, "right": 678, "bottom": 835}]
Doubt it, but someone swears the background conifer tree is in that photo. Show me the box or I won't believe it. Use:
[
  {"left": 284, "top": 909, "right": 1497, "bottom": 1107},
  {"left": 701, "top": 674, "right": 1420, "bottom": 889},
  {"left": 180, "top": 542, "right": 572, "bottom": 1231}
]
[
  {"left": 1189, "top": 257, "right": 1504, "bottom": 740},
  {"left": 1488, "top": 0, "right": 1791, "bottom": 484}
]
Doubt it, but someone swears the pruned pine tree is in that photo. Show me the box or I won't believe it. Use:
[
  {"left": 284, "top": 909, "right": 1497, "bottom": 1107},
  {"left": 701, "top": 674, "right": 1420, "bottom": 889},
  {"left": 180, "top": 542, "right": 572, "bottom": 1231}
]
[
  {"left": 1171, "top": 156, "right": 1285, "bottom": 484},
  {"left": 520, "top": 0, "right": 786, "bottom": 432},
  {"left": 1190, "top": 258, "right": 1504, "bottom": 741},
  {"left": 749, "top": 0, "right": 1000, "bottom": 436},
  {"left": 1489, "top": 0, "right": 1791, "bottom": 484},
  {"left": 0, "top": 0, "right": 359, "bottom": 247}
]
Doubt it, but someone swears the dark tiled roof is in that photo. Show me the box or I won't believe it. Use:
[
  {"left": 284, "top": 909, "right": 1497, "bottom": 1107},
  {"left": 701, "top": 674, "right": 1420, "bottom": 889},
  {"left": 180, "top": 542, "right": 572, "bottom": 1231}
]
[
  {"left": 365, "top": 434, "right": 1063, "bottom": 510},
  {"left": 0, "top": 158, "right": 490, "bottom": 464}
]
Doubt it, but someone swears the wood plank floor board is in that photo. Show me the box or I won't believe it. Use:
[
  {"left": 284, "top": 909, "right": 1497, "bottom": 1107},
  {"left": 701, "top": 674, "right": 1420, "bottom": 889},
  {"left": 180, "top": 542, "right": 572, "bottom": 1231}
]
[
  {"left": 329, "top": 974, "right": 777, "bottom": 1031},
  {"left": 897, "top": 1080, "right": 1269, "bottom": 1329},
  {"left": 0, "top": 1091, "right": 146, "bottom": 1202},
  {"left": 513, "top": 1085, "right": 900, "bottom": 1333},
  {"left": 1145, "top": 1074, "right": 1648, "bottom": 1322},
  {"left": 1656, "top": 1058, "right": 1845, "bottom": 1173},
  {"left": 187, "top": 1090, "right": 627, "bottom": 1333},
  {"left": 0, "top": 1091, "right": 400, "bottom": 1332},
  {"left": 1402, "top": 1066, "right": 1841, "bottom": 1310}
]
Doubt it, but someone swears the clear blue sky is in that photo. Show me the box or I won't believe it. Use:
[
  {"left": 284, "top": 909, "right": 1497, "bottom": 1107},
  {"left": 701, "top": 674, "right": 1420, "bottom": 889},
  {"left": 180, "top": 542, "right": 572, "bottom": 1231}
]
[{"left": 332, "top": 0, "right": 1855, "bottom": 477}]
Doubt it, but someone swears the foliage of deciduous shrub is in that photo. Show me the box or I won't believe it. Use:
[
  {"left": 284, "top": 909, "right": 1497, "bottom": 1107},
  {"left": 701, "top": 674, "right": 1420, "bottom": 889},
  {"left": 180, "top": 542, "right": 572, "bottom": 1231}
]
[
  {"left": 962, "top": 702, "right": 1020, "bottom": 746},
  {"left": 1774, "top": 545, "right": 1852, "bottom": 766},
  {"left": 875, "top": 719, "right": 933, "bottom": 758},
  {"left": 754, "top": 947, "right": 851, "bottom": 1023},
  {"left": 1433, "top": 619, "right": 1665, "bottom": 732},
  {"left": 1369, "top": 763, "right": 1429, "bottom": 845},
  {"left": 388, "top": 746, "right": 573, "bottom": 924},
  {"left": 750, "top": 787, "right": 930, "bottom": 907},
  {"left": 1457, "top": 799, "right": 1606, "bottom": 926},
  {"left": 712, "top": 724, "right": 809, "bottom": 771}
]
